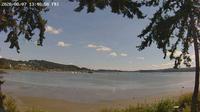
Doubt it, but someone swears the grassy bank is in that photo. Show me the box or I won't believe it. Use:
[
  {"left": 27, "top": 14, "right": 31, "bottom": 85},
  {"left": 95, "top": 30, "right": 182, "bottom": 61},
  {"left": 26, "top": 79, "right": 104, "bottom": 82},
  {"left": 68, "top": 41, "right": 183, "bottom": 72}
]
[
  {"left": 101, "top": 93, "right": 199, "bottom": 112},
  {"left": 4, "top": 96, "right": 47, "bottom": 112},
  {"left": 2, "top": 93, "right": 200, "bottom": 112}
]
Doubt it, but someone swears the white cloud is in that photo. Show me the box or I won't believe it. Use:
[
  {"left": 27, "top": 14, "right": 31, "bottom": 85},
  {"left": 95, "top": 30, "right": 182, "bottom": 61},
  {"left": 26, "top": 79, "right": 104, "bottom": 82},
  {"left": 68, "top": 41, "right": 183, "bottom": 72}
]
[
  {"left": 69, "top": 63, "right": 73, "bottom": 65},
  {"left": 190, "top": 54, "right": 195, "bottom": 61},
  {"left": 87, "top": 44, "right": 112, "bottom": 52},
  {"left": 190, "top": 54, "right": 196, "bottom": 67},
  {"left": 151, "top": 62, "right": 174, "bottom": 69},
  {"left": 57, "top": 41, "right": 71, "bottom": 47},
  {"left": 151, "top": 64, "right": 160, "bottom": 68},
  {"left": 46, "top": 25, "right": 62, "bottom": 35},
  {"left": 137, "top": 57, "right": 144, "bottom": 60},
  {"left": 120, "top": 53, "right": 128, "bottom": 57},
  {"left": 167, "top": 50, "right": 182, "bottom": 57},
  {"left": 166, "top": 50, "right": 196, "bottom": 66},
  {"left": 162, "top": 62, "right": 174, "bottom": 66},
  {"left": 87, "top": 43, "right": 128, "bottom": 57},
  {"left": 96, "top": 46, "right": 112, "bottom": 52},
  {"left": 110, "top": 52, "right": 118, "bottom": 57},
  {"left": 175, "top": 51, "right": 182, "bottom": 56},
  {"left": 87, "top": 44, "right": 97, "bottom": 48},
  {"left": 0, "top": 56, "right": 2, "bottom": 58}
]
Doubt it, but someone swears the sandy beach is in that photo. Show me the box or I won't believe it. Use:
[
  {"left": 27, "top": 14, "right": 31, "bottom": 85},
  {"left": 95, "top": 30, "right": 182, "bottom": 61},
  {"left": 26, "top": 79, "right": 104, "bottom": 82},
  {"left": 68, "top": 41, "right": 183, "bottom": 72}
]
[
  {"left": 7, "top": 90, "right": 192, "bottom": 112},
  {"left": 15, "top": 95, "right": 138, "bottom": 112}
]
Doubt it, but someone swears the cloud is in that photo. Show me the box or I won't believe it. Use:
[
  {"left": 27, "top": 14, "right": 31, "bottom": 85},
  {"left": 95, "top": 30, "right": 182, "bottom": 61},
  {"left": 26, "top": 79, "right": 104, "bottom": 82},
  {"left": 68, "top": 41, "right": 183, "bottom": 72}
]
[
  {"left": 151, "top": 64, "right": 159, "bottom": 68},
  {"left": 120, "top": 53, "right": 128, "bottom": 57},
  {"left": 96, "top": 46, "right": 112, "bottom": 52},
  {"left": 57, "top": 41, "right": 71, "bottom": 47},
  {"left": 151, "top": 62, "right": 174, "bottom": 68},
  {"left": 0, "top": 56, "right": 2, "bottom": 58},
  {"left": 87, "top": 44, "right": 112, "bottom": 52},
  {"left": 190, "top": 54, "right": 195, "bottom": 61},
  {"left": 167, "top": 50, "right": 182, "bottom": 57},
  {"left": 87, "top": 44, "right": 97, "bottom": 48},
  {"left": 69, "top": 63, "right": 73, "bottom": 65},
  {"left": 137, "top": 57, "right": 144, "bottom": 60},
  {"left": 110, "top": 52, "right": 118, "bottom": 57},
  {"left": 167, "top": 50, "right": 196, "bottom": 65},
  {"left": 87, "top": 43, "right": 128, "bottom": 57},
  {"left": 151, "top": 52, "right": 196, "bottom": 69},
  {"left": 46, "top": 25, "right": 62, "bottom": 34}
]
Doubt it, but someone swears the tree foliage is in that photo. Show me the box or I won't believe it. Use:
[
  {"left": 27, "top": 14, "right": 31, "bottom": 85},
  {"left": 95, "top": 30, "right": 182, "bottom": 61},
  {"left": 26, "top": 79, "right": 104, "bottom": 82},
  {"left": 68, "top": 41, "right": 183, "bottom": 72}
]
[
  {"left": 0, "top": 0, "right": 48, "bottom": 53},
  {"left": 138, "top": 0, "right": 200, "bottom": 68},
  {"left": 0, "top": 0, "right": 147, "bottom": 53},
  {"left": 69, "top": 0, "right": 145, "bottom": 19}
]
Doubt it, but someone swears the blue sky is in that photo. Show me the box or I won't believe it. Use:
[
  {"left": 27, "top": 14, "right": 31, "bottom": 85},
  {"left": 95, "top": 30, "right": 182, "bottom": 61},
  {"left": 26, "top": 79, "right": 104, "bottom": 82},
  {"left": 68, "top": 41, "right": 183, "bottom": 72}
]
[{"left": 0, "top": 1, "right": 195, "bottom": 70}]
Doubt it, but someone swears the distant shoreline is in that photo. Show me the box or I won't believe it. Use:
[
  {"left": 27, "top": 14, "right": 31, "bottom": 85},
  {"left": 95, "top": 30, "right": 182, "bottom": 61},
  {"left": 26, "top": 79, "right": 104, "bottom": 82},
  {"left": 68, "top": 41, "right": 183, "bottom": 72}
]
[
  {"left": 135, "top": 67, "right": 196, "bottom": 73},
  {"left": 0, "top": 68, "right": 196, "bottom": 74},
  {"left": 0, "top": 58, "right": 197, "bottom": 73},
  {"left": 0, "top": 68, "right": 125, "bottom": 74}
]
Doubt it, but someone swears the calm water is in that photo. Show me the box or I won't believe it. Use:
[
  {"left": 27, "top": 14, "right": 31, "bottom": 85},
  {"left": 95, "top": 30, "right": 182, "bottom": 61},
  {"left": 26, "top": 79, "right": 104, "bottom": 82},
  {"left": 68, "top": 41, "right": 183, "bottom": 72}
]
[{"left": 1, "top": 71, "right": 195, "bottom": 102}]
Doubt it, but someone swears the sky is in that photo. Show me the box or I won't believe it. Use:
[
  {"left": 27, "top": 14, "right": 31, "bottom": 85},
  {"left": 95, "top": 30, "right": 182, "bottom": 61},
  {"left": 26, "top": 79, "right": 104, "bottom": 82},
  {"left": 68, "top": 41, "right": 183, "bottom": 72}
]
[{"left": 0, "top": 1, "right": 196, "bottom": 71}]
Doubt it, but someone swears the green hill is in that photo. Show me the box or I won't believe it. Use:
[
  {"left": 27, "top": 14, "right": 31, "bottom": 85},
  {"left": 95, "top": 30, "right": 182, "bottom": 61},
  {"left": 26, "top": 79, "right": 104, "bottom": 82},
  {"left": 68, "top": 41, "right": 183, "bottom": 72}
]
[{"left": 0, "top": 58, "right": 92, "bottom": 72}]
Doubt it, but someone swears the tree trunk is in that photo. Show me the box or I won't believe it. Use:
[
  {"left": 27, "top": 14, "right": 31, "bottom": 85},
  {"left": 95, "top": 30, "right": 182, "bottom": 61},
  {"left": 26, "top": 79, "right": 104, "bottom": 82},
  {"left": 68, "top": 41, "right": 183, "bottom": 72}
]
[
  {"left": 191, "top": 34, "right": 199, "bottom": 112},
  {"left": 191, "top": 38, "right": 199, "bottom": 112},
  {"left": 0, "top": 80, "right": 5, "bottom": 112},
  {"left": 190, "top": 3, "right": 199, "bottom": 110}
]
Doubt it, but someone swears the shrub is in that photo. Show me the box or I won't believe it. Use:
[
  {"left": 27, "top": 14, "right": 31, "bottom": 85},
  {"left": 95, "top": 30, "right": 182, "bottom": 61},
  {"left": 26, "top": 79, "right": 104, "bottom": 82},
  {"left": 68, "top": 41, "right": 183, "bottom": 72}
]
[
  {"left": 155, "top": 99, "right": 175, "bottom": 112},
  {"left": 3, "top": 96, "right": 48, "bottom": 112},
  {"left": 178, "top": 93, "right": 192, "bottom": 106},
  {"left": 4, "top": 96, "right": 19, "bottom": 112},
  {"left": 183, "top": 105, "right": 190, "bottom": 112},
  {"left": 101, "top": 99, "right": 176, "bottom": 112}
]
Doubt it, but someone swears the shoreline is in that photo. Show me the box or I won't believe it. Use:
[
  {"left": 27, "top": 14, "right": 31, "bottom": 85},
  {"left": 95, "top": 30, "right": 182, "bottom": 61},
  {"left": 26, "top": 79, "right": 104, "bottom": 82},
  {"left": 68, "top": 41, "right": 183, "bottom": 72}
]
[
  {"left": 7, "top": 90, "right": 193, "bottom": 112},
  {"left": 0, "top": 69, "right": 79, "bottom": 74}
]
